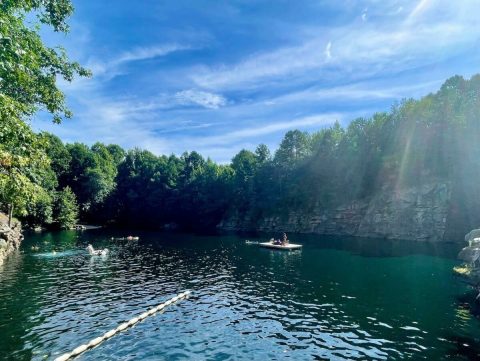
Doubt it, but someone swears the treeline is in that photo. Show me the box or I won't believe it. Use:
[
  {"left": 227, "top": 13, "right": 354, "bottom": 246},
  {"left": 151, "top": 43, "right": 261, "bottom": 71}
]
[{"left": 3, "top": 74, "right": 480, "bottom": 233}]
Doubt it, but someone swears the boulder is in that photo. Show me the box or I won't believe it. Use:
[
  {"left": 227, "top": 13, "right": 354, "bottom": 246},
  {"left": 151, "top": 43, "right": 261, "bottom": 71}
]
[{"left": 0, "top": 213, "right": 23, "bottom": 267}]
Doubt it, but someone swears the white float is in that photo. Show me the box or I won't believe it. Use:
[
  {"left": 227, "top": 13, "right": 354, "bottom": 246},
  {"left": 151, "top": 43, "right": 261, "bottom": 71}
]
[
  {"left": 54, "top": 290, "right": 191, "bottom": 361},
  {"left": 259, "top": 242, "right": 303, "bottom": 250}
]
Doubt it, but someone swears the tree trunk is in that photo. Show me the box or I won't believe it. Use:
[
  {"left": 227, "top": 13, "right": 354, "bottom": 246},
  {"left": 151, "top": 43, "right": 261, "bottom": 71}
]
[{"left": 8, "top": 204, "right": 13, "bottom": 228}]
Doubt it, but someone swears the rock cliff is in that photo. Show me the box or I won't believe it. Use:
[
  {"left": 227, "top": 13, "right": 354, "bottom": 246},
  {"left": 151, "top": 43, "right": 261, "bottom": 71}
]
[
  {"left": 0, "top": 212, "right": 23, "bottom": 267},
  {"left": 218, "top": 182, "right": 451, "bottom": 242}
]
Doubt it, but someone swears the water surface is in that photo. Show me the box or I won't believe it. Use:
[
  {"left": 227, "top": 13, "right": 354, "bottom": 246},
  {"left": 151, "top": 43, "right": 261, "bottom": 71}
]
[{"left": 0, "top": 231, "right": 478, "bottom": 360}]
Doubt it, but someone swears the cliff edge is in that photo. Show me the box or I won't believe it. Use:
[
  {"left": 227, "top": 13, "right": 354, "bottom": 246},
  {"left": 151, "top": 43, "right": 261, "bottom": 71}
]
[{"left": 218, "top": 182, "right": 452, "bottom": 242}]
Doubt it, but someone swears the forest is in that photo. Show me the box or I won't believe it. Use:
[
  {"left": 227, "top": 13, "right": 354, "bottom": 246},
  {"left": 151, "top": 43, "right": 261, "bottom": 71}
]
[{"left": 2, "top": 74, "right": 480, "bottom": 233}]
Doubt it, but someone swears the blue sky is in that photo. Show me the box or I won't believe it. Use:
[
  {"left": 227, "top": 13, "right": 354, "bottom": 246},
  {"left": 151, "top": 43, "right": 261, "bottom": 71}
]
[{"left": 33, "top": 0, "right": 480, "bottom": 163}]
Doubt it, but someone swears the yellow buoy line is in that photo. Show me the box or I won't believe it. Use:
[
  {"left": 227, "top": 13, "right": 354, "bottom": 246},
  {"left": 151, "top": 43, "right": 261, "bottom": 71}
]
[{"left": 54, "top": 290, "right": 191, "bottom": 361}]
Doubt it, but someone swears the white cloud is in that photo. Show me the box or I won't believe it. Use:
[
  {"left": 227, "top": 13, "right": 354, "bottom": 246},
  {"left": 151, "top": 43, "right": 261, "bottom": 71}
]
[
  {"left": 191, "top": 1, "right": 480, "bottom": 91},
  {"left": 408, "top": 0, "right": 432, "bottom": 21},
  {"left": 187, "top": 113, "right": 340, "bottom": 146},
  {"left": 114, "top": 44, "right": 190, "bottom": 66},
  {"left": 175, "top": 89, "right": 227, "bottom": 109},
  {"left": 361, "top": 8, "right": 368, "bottom": 22},
  {"left": 325, "top": 41, "right": 332, "bottom": 60},
  {"left": 251, "top": 79, "right": 444, "bottom": 108},
  {"left": 83, "top": 43, "right": 190, "bottom": 81}
]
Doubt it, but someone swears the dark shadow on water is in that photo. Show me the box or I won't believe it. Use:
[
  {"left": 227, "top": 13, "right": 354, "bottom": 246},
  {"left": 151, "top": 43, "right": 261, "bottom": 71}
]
[
  {"left": 23, "top": 228, "right": 463, "bottom": 260},
  {"left": 226, "top": 231, "right": 462, "bottom": 260},
  {"left": 441, "top": 334, "right": 480, "bottom": 361}
]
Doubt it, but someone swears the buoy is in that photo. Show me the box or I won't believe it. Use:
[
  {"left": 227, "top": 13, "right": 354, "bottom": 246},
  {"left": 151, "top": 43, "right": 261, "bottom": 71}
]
[
  {"left": 138, "top": 312, "right": 149, "bottom": 320},
  {"left": 54, "top": 291, "right": 191, "bottom": 361},
  {"left": 71, "top": 344, "right": 88, "bottom": 355},
  {"left": 116, "top": 322, "right": 129, "bottom": 332},
  {"left": 88, "top": 337, "right": 104, "bottom": 347},
  {"left": 103, "top": 329, "right": 116, "bottom": 338}
]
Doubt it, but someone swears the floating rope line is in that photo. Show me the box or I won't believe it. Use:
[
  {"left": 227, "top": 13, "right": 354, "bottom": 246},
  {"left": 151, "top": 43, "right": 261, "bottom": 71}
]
[{"left": 54, "top": 290, "right": 191, "bottom": 361}]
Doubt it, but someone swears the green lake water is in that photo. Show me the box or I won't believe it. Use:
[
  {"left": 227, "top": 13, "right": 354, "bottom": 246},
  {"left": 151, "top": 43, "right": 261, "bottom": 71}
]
[{"left": 0, "top": 230, "right": 479, "bottom": 360}]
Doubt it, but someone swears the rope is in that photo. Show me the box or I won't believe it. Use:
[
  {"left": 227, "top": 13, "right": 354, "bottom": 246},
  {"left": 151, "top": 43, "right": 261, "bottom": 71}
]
[{"left": 54, "top": 290, "right": 191, "bottom": 361}]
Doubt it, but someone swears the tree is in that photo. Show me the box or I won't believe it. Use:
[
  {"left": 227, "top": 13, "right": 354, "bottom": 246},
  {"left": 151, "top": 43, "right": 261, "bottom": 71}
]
[
  {"left": 0, "top": 100, "right": 50, "bottom": 226},
  {"left": 231, "top": 150, "right": 258, "bottom": 211},
  {"left": 62, "top": 143, "right": 117, "bottom": 213},
  {"left": 54, "top": 186, "right": 78, "bottom": 229},
  {"left": 255, "top": 144, "right": 271, "bottom": 163},
  {"left": 89, "top": 143, "right": 117, "bottom": 204},
  {"left": 42, "top": 133, "right": 72, "bottom": 178},
  {"left": 0, "top": 0, "right": 88, "bottom": 225},
  {"left": 0, "top": 0, "right": 90, "bottom": 123},
  {"left": 106, "top": 144, "right": 126, "bottom": 165},
  {"left": 274, "top": 130, "right": 311, "bottom": 168},
  {"left": 25, "top": 190, "right": 53, "bottom": 228}
]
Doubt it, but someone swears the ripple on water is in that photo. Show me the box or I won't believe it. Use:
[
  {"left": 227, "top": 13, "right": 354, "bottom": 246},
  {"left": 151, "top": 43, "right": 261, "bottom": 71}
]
[{"left": 0, "top": 233, "right": 477, "bottom": 360}]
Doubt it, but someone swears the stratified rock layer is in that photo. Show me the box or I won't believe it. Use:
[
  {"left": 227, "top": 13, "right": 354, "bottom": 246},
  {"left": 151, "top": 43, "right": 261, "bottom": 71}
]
[{"left": 219, "top": 183, "right": 451, "bottom": 242}]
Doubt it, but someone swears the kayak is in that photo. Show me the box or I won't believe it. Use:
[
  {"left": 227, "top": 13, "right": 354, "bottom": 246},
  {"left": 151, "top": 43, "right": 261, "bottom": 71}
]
[{"left": 259, "top": 242, "right": 302, "bottom": 250}]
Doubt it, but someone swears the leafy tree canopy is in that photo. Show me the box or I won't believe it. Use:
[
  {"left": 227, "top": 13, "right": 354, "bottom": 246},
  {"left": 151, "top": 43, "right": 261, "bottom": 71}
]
[{"left": 0, "top": 0, "right": 90, "bottom": 122}]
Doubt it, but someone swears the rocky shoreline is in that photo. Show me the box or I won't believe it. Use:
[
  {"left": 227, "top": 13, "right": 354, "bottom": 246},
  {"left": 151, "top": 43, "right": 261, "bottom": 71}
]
[{"left": 0, "top": 213, "right": 23, "bottom": 267}]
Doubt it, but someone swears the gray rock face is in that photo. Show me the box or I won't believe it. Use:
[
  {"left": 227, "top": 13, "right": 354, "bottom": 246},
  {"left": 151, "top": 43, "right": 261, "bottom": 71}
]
[
  {"left": 219, "top": 182, "right": 451, "bottom": 242},
  {"left": 0, "top": 213, "right": 23, "bottom": 267}
]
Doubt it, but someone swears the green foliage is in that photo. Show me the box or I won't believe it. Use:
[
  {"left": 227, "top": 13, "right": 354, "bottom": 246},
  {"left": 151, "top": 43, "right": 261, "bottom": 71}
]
[
  {"left": 274, "top": 130, "right": 312, "bottom": 168},
  {"left": 0, "top": 0, "right": 88, "bottom": 226},
  {"left": 0, "top": 97, "right": 51, "bottom": 222},
  {"left": 0, "top": 0, "right": 90, "bottom": 123},
  {"left": 54, "top": 186, "right": 78, "bottom": 229},
  {"left": 255, "top": 144, "right": 271, "bottom": 163},
  {"left": 109, "top": 149, "right": 234, "bottom": 230},
  {"left": 42, "top": 132, "right": 71, "bottom": 178},
  {"left": 25, "top": 190, "right": 53, "bottom": 227},
  {"left": 106, "top": 144, "right": 126, "bottom": 165},
  {"left": 61, "top": 142, "right": 118, "bottom": 212}
]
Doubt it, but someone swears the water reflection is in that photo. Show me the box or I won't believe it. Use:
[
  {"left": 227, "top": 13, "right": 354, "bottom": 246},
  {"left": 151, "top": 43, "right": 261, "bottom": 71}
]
[
  {"left": 0, "top": 230, "right": 477, "bottom": 360},
  {"left": 242, "top": 233, "right": 462, "bottom": 260}
]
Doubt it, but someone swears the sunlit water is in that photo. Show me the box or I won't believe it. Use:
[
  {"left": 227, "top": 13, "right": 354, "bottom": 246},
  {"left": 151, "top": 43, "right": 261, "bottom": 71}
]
[{"left": 0, "top": 230, "right": 479, "bottom": 360}]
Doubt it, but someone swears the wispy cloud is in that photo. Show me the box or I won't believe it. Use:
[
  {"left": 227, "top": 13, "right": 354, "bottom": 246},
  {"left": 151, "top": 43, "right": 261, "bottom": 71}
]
[
  {"left": 407, "top": 0, "right": 432, "bottom": 21},
  {"left": 325, "top": 41, "right": 332, "bottom": 60},
  {"left": 34, "top": 0, "right": 480, "bottom": 163},
  {"left": 361, "top": 8, "right": 368, "bottom": 22},
  {"left": 175, "top": 89, "right": 227, "bottom": 109},
  {"left": 115, "top": 44, "right": 190, "bottom": 65},
  {"left": 85, "top": 43, "right": 191, "bottom": 81},
  {"left": 191, "top": 1, "right": 479, "bottom": 91},
  {"left": 180, "top": 113, "right": 340, "bottom": 147},
  {"left": 250, "top": 79, "right": 444, "bottom": 109}
]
